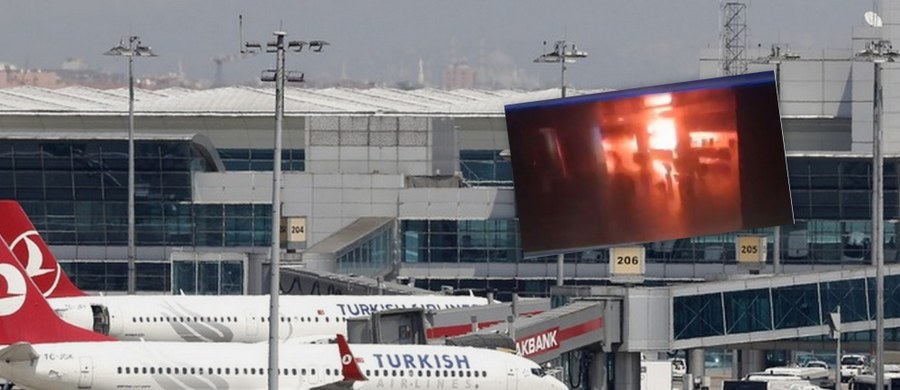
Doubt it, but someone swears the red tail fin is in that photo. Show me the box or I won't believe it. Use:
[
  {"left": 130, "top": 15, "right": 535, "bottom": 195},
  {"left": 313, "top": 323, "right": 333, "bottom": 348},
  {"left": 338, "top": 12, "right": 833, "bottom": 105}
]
[
  {"left": 336, "top": 334, "right": 367, "bottom": 381},
  {"left": 0, "top": 201, "right": 85, "bottom": 298},
  {"left": 0, "top": 236, "right": 113, "bottom": 344}
]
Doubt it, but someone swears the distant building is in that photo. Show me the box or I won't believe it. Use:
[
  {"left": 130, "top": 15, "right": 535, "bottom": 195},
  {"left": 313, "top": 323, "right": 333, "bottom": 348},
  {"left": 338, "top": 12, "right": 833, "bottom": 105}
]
[
  {"left": 0, "top": 67, "right": 64, "bottom": 88},
  {"left": 442, "top": 60, "right": 477, "bottom": 90}
]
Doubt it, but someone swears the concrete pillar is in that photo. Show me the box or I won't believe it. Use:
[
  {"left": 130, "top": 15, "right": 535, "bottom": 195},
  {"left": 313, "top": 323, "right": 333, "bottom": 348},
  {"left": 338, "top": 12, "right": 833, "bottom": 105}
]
[
  {"left": 589, "top": 352, "right": 608, "bottom": 390},
  {"left": 737, "top": 350, "right": 766, "bottom": 379},
  {"left": 731, "top": 350, "right": 739, "bottom": 380},
  {"left": 688, "top": 348, "right": 706, "bottom": 389},
  {"left": 613, "top": 352, "right": 641, "bottom": 390}
]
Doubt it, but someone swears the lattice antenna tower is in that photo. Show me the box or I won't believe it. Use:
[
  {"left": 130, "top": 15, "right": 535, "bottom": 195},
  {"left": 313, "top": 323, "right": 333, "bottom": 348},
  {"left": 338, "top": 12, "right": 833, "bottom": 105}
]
[{"left": 720, "top": 1, "right": 749, "bottom": 76}]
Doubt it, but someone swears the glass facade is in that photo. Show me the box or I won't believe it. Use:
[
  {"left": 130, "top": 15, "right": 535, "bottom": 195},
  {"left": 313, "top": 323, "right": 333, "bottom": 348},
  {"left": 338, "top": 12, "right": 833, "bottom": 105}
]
[
  {"left": 423, "top": 154, "right": 900, "bottom": 265},
  {"left": 1, "top": 139, "right": 271, "bottom": 293},
  {"left": 1, "top": 140, "right": 272, "bottom": 248},
  {"left": 672, "top": 274, "right": 900, "bottom": 340},
  {"left": 459, "top": 150, "right": 513, "bottom": 187},
  {"left": 172, "top": 259, "right": 245, "bottom": 295},
  {"left": 218, "top": 148, "right": 305, "bottom": 172},
  {"left": 61, "top": 261, "right": 170, "bottom": 292},
  {"left": 397, "top": 153, "right": 900, "bottom": 296},
  {"left": 335, "top": 228, "right": 392, "bottom": 276},
  {"left": 401, "top": 220, "right": 519, "bottom": 263}
]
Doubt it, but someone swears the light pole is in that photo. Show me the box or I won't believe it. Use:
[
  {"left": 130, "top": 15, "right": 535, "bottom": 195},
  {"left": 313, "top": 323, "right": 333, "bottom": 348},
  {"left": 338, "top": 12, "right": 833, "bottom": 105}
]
[
  {"left": 534, "top": 40, "right": 588, "bottom": 98},
  {"left": 534, "top": 40, "right": 587, "bottom": 287},
  {"left": 104, "top": 36, "right": 157, "bottom": 295},
  {"left": 751, "top": 43, "right": 799, "bottom": 275},
  {"left": 244, "top": 31, "right": 327, "bottom": 390},
  {"left": 854, "top": 38, "right": 899, "bottom": 390}
]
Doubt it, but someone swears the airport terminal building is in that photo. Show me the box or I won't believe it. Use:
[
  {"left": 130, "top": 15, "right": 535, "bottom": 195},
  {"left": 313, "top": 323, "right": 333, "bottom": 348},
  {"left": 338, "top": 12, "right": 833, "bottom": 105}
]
[
  {"left": 0, "top": 71, "right": 894, "bottom": 298},
  {"left": 2, "top": 18, "right": 900, "bottom": 299}
]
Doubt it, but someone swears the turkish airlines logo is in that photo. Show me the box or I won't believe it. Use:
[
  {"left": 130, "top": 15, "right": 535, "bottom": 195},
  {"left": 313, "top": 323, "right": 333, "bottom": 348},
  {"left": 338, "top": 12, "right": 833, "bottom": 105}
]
[
  {"left": 342, "top": 354, "right": 352, "bottom": 365},
  {"left": 9, "top": 231, "right": 60, "bottom": 298},
  {"left": 0, "top": 263, "right": 27, "bottom": 316},
  {"left": 516, "top": 327, "right": 560, "bottom": 358}
]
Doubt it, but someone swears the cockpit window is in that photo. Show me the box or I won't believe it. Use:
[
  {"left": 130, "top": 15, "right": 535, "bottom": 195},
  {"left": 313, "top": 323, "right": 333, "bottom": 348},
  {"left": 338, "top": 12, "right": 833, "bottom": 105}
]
[{"left": 531, "top": 368, "right": 546, "bottom": 377}]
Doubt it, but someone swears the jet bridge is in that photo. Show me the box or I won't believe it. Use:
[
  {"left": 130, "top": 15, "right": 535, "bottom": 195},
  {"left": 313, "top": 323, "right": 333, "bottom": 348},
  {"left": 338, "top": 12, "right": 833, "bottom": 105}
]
[
  {"left": 278, "top": 266, "right": 434, "bottom": 296},
  {"left": 346, "top": 265, "right": 900, "bottom": 390}
]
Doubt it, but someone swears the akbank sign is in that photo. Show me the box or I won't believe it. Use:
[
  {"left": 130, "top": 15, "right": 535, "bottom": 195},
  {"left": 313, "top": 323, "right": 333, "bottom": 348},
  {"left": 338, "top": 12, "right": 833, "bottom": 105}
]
[{"left": 516, "top": 327, "right": 559, "bottom": 358}]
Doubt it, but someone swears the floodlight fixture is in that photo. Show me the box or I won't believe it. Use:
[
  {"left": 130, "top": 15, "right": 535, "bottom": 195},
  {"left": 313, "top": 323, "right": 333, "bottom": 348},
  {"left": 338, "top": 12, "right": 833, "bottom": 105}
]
[
  {"left": 243, "top": 42, "right": 263, "bottom": 53},
  {"left": 286, "top": 71, "right": 304, "bottom": 83},
  {"left": 261, "top": 69, "right": 277, "bottom": 82},
  {"left": 105, "top": 36, "right": 157, "bottom": 58},
  {"left": 308, "top": 40, "right": 330, "bottom": 52},
  {"left": 534, "top": 40, "right": 587, "bottom": 99},
  {"left": 288, "top": 40, "right": 306, "bottom": 51}
]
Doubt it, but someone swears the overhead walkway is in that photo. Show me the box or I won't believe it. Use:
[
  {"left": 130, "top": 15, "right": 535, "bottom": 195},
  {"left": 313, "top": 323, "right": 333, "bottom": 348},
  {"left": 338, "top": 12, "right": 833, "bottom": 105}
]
[{"left": 670, "top": 264, "right": 900, "bottom": 350}]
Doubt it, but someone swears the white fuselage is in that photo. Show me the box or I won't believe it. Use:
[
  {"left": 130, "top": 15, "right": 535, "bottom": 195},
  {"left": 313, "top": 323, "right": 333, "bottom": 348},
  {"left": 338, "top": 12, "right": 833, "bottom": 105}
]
[
  {"left": 0, "top": 341, "right": 566, "bottom": 390},
  {"left": 48, "top": 294, "right": 488, "bottom": 342}
]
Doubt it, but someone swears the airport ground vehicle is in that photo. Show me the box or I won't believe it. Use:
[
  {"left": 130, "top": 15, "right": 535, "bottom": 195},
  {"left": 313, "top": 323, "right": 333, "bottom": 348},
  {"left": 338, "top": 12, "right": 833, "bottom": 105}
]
[
  {"left": 0, "top": 200, "right": 489, "bottom": 342},
  {"left": 841, "top": 354, "right": 870, "bottom": 383},
  {"left": 0, "top": 238, "right": 568, "bottom": 390},
  {"left": 743, "top": 366, "right": 833, "bottom": 390},
  {"left": 848, "top": 372, "right": 900, "bottom": 390}
]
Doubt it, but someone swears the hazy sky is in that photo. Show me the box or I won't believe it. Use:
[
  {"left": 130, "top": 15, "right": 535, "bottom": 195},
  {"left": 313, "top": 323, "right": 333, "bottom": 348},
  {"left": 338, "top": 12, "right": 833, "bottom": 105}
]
[{"left": 0, "top": 1, "right": 877, "bottom": 89}]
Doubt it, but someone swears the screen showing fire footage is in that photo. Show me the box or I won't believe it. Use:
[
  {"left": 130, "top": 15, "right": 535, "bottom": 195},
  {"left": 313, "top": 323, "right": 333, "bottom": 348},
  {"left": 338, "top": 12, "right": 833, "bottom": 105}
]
[{"left": 505, "top": 71, "right": 793, "bottom": 257}]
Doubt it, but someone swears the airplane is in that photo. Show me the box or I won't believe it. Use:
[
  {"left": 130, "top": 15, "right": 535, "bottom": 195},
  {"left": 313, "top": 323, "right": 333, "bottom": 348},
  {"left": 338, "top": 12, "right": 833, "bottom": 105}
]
[
  {"left": 0, "top": 200, "right": 489, "bottom": 342},
  {"left": 0, "top": 237, "right": 570, "bottom": 390}
]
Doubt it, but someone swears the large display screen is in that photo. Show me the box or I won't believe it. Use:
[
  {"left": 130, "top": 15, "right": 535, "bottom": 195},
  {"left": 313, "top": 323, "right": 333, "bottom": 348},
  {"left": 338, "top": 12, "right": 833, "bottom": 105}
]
[{"left": 505, "top": 71, "right": 793, "bottom": 257}]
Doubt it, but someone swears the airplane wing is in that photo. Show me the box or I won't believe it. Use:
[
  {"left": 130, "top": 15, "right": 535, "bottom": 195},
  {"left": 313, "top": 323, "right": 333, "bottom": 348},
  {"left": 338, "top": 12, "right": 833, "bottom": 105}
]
[{"left": 0, "top": 342, "right": 38, "bottom": 362}]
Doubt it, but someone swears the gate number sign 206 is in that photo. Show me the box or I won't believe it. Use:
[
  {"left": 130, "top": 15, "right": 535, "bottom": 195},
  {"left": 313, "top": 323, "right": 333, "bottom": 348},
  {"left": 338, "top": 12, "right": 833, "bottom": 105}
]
[{"left": 616, "top": 256, "right": 639, "bottom": 265}]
